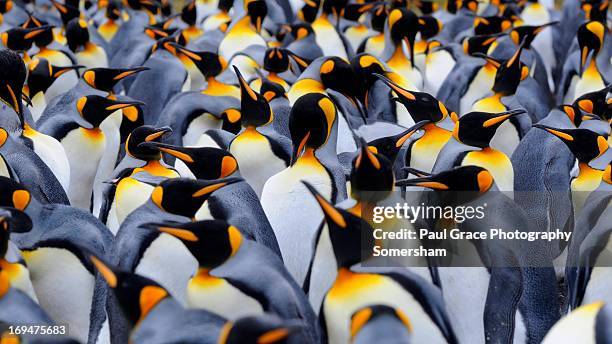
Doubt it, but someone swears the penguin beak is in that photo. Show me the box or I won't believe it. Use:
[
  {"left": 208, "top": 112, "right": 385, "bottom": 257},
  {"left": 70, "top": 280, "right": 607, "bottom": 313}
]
[
  {"left": 192, "top": 177, "right": 243, "bottom": 197},
  {"left": 233, "top": 65, "right": 258, "bottom": 101},
  {"left": 482, "top": 109, "right": 526, "bottom": 128},
  {"left": 138, "top": 142, "right": 194, "bottom": 163},
  {"left": 169, "top": 42, "right": 202, "bottom": 62},
  {"left": 394, "top": 120, "right": 430, "bottom": 148},
  {"left": 52, "top": 65, "right": 84, "bottom": 78},
  {"left": 291, "top": 130, "right": 310, "bottom": 166},
  {"left": 395, "top": 175, "right": 449, "bottom": 190},
  {"left": 302, "top": 181, "right": 347, "bottom": 228},
  {"left": 533, "top": 21, "right": 559, "bottom": 34},
  {"left": 105, "top": 100, "right": 145, "bottom": 111},
  {"left": 373, "top": 73, "right": 416, "bottom": 102},
  {"left": 533, "top": 124, "right": 575, "bottom": 142},
  {"left": 144, "top": 127, "right": 172, "bottom": 142},
  {"left": 402, "top": 166, "right": 432, "bottom": 178},
  {"left": 579, "top": 47, "right": 595, "bottom": 76},
  {"left": 21, "top": 93, "right": 32, "bottom": 107},
  {"left": 113, "top": 66, "right": 150, "bottom": 81},
  {"left": 141, "top": 222, "right": 199, "bottom": 242},
  {"left": 89, "top": 255, "right": 118, "bottom": 288}
]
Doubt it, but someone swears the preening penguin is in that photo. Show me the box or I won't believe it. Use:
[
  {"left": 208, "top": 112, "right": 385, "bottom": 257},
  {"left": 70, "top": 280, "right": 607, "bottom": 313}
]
[
  {"left": 169, "top": 42, "right": 233, "bottom": 95},
  {"left": 301, "top": 182, "right": 457, "bottom": 344},
  {"left": 434, "top": 108, "right": 526, "bottom": 192},
  {"left": 261, "top": 93, "right": 340, "bottom": 285},
  {"left": 89, "top": 255, "right": 226, "bottom": 344},
  {"left": 0, "top": 177, "right": 114, "bottom": 344},
  {"left": 229, "top": 66, "right": 290, "bottom": 197},
  {"left": 141, "top": 219, "right": 321, "bottom": 344}
]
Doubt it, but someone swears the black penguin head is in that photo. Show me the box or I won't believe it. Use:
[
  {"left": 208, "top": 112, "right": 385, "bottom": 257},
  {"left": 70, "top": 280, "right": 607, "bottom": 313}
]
[
  {"left": 367, "top": 120, "right": 429, "bottom": 162},
  {"left": 462, "top": 0, "right": 480, "bottom": 12},
  {"left": 124, "top": 125, "right": 171, "bottom": 161},
  {"left": 27, "top": 58, "right": 82, "bottom": 96},
  {"left": 83, "top": 66, "right": 150, "bottom": 93},
  {"left": 387, "top": 8, "right": 419, "bottom": 65},
  {"left": 0, "top": 0, "right": 13, "bottom": 14},
  {"left": 234, "top": 66, "right": 273, "bottom": 127},
  {"left": 218, "top": 315, "right": 303, "bottom": 344},
  {"left": 139, "top": 142, "right": 238, "bottom": 179},
  {"left": 453, "top": 109, "right": 526, "bottom": 148},
  {"left": 342, "top": 3, "right": 374, "bottom": 22},
  {"left": 289, "top": 93, "right": 336, "bottom": 164},
  {"left": 181, "top": 0, "right": 197, "bottom": 27},
  {"left": 462, "top": 33, "right": 504, "bottom": 56},
  {"left": 51, "top": 0, "right": 81, "bottom": 26},
  {"left": 303, "top": 181, "right": 374, "bottom": 268},
  {"left": 141, "top": 220, "right": 242, "bottom": 269},
  {"left": 65, "top": 18, "right": 90, "bottom": 52},
  {"left": 418, "top": 15, "right": 443, "bottom": 40},
  {"left": 20, "top": 16, "right": 54, "bottom": 48},
  {"left": 285, "top": 23, "right": 314, "bottom": 41},
  {"left": 218, "top": 0, "right": 234, "bottom": 12},
  {"left": 581, "top": 0, "right": 609, "bottom": 22},
  {"left": 245, "top": 0, "right": 267, "bottom": 33},
  {"left": 510, "top": 21, "right": 558, "bottom": 48},
  {"left": 319, "top": 57, "right": 365, "bottom": 115},
  {"left": 573, "top": 85, "right": 612, "bottom": 121},
  {"left": 90, "top": 255, "right": 169, "bottom": 327},
  {"left": 1, "top": 25, "right": 50, "bottom": 52},
  {"left": 0, "top": 207, "right": 32, "bottom": 259},
  {"left": 263, "top": 48, "right": 290, "bottom": 74},
  {"left": 559, "top": 104, "right": 588, "bottom": 127},
  {"left": 125, "top": 0, "right": 159, "bottom": 13},
  {"left": 350, "top": 140, "right": 395, "bottom": 203},
  {"left": 260, "top": 79, "right": 286, "bottom": 102},
  {"left": 0, "top": 176, "right": 31, "bottom": 211},
  {"left": 533, "top": 125, "right": 609, "bottom": 163},
  {"left": 150, "top": 177, "right": 242, "bottom": 218},
  {"left": 221, "top": 108, "right": 242, "bottom": 134},
  {"left": 491, "top": 41, "right": 529, "bottom": 96},
  {"left": 105, "top": 1, "right": 122, "bottom": 21},
  {"left": 322, "top": 0, "right": 348, "bottom": 20},
  {"left": 370, "top": 4, "right": 388, "bottom": 33},
  {"left": 396, "top": 165, "right": 495, "bottom": 193},
  {"left": 76, "top": 95, "right": 144, "bottom": 128},
  {"left": 351, "top": 54, "right": 386, "bottom": 92},
  {"left": 350, "top": 305, "right": 412, "bottom": 340},
  {"left": 171, "top": 43, "right": 227, "bottom": 78},
  {"left": 577, "top": 21, "right": 605, "bottom": 74},
  {"left": 473, "top": 16, "right": 513, "bottom": 35},
  {"left": 0, "top": 49, "right": 26, "bottom": 117},
  {"left": 375, "top": 74, "right": 455, "bottom": 123},
  {"left": 298, "top": 0, "right": 320, "bottom": 23}
]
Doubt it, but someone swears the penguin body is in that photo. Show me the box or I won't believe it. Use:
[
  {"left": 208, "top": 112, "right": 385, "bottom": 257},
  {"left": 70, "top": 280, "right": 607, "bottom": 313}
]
[{"left": 0, "top": 178, "right": 114, "bottom": 344}]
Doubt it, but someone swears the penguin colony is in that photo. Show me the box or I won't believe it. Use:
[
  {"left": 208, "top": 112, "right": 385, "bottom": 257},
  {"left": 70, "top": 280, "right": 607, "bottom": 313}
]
[{"left": 0, "top": 0, "right": 609, "bottom": 342}]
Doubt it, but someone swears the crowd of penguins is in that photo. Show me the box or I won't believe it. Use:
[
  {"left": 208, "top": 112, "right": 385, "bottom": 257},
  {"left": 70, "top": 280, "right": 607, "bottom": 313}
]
[{"left": 0, "top": 0, "right": 609, "bottom": 342}]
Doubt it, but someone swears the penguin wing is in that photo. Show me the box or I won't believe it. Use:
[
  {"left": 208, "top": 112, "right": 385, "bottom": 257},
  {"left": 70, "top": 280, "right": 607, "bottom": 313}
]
[
  {"left": 207, "top": 183, "right": 282, "bottom": 257},
  {"left": 351, "top": 265, "right": 458, "bottom": 343},
  {"left": 569, "top": 206, "right": 612, "bottom": 309},
  {"left": 0, "top": 288, "right": 55, "bottom": 325},
  {"left": 436, "top": 62, "right": 481, "bottom": 111},
  {"left": 3, "top": 144, "right": 70, "bottom": 205},
  {"left": 211, "top": 240, "right": 321, "bottom": 343}
]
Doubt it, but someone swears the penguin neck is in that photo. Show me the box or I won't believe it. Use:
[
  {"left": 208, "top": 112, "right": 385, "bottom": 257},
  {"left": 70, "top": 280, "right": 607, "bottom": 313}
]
[
  {"left": 582, "top": 59, "right": 601, "bottom": 80},
  {"left": 139, "top": 160, "right": 178, "bottom": 178},
  {"left": 192, "top": 267, "right": 225, "bottom": 284},
  {"left": 0, "top": 269, "right": 8, "bottom": 298},
  {"left": 294, "top": 148, "right": 323, "bottom": 168},
  {"left": 572, "top": 162, "right": 605, "bottom": 191},
  {"left": 203, "top": 77, "right": 240, "bottom": 98},
  {"left": 388, "top": 45, "right": 412, "bottom": 69}
]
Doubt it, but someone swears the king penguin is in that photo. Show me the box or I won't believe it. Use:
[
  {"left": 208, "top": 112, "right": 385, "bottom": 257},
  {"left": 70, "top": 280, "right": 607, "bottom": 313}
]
[
  {"left": 301, "top": 181, "right": 457, "bottom": 344},
  {"left": 228, "top": 66, "right": 290, "bottom": 197},
  {"left": 39, "top": 94, "right": 143, "bottom": 210},
  {"left": 141, "top": 219, "right": 321, "bottom": 344},
  {"left": 260, "top": 93, "right": 339, "bottom": 286},
  {"left": 65, "top": 17, "right": 109, "bottom": 69},
  {"left": 433, "top": 108, "right": 527, "bottom": 192},
  {"left": 0, "top": 177, "right": 114, "bottom": 344},
  {"left": 217, "top": 0, "right": 267, "bottom": 61}
]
